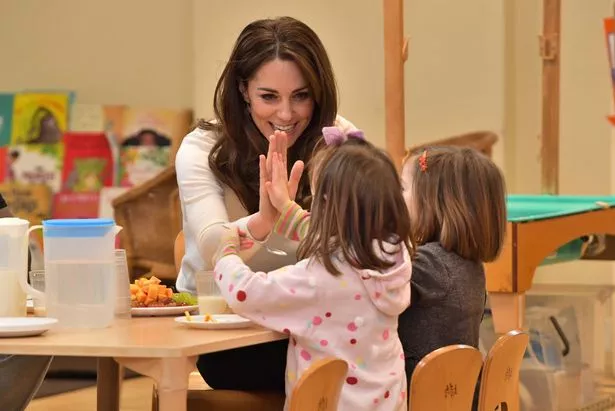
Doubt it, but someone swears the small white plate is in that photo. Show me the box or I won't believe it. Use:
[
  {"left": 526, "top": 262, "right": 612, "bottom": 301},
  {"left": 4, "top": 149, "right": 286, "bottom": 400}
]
[
  {"left": 175, "top": 314, "right": 253, "bottom": 330},
  {"left": 131, "top": 305, "right": 199, "bottom": 317},
  {"left": 0, "top": 317, "right": 58, "bottom": 338}
]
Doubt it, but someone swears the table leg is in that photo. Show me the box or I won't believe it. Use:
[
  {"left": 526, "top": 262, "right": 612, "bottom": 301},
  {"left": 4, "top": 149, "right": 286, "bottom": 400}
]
[
  {"left": 115, "top": 356, "right": 197, "bottom": 411},
  {"left": 97, "top": 357, "right": 122, "bottom": 411},
  {"left": 489, "top": 292, "right": 526, "bottom": 333},
  {"left": 592, "top": 296, "right": 607, "bottom": 374}
]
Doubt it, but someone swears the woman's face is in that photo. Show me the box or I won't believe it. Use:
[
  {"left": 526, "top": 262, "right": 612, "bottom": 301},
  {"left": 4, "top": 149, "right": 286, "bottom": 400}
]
[{"left": 243, "top": 58, "right": 315, "bottom": 147}]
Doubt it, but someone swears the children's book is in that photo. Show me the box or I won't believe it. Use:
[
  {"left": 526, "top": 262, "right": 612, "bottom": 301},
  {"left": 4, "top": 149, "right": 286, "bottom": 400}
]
[
  {"left": 104, "top": 106, "right": 192, "bottom": 186},
  {"left": 61, "top": 132, "right": 113, "bottom": 192},
  {"left": 8, "top": 144, "right": 64, "bottom": 193},
  {"left": 0, "top": 94, "right": 14, "bottom": 147},
  {"left": 10, "top": 93, "right": 69, "bottom": 145},
  {"left": 0, "top": 147, "right": 6, "bottom": 182},
  {"left": 52, "top": 192, "right": 100, "bottom": 219},
  {"left": 0, "top": 182, "right": 53, "bottom": 225}
]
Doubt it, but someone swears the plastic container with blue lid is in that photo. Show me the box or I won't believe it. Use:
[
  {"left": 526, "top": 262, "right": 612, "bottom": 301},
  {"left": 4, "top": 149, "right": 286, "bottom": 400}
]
[{"left": 43, "top": 218, "right": 116, "bottom": 238}]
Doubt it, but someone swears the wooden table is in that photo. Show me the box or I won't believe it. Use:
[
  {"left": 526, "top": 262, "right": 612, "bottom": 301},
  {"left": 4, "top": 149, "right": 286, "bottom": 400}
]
[
  {"left": 485, "top": 197, "right": 615, "bottom": 334},
  {"left": 0, "top": 317, "right": 286, "bottom": 411}
]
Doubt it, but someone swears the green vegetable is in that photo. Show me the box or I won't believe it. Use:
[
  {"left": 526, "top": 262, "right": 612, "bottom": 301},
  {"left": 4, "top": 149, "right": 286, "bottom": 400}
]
[{"left": 172, "top": 292, "right": 197, "bottom": 306}]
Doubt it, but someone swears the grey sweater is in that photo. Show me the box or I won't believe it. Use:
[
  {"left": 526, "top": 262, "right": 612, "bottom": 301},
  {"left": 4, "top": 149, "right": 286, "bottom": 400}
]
[{"left": 398, "top": 242, "right": 486, "bottom": 381}]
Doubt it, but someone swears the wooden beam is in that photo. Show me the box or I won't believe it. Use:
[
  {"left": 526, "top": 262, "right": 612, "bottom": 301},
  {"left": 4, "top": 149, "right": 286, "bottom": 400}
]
[
  {"left": 383, "top": 0, "right": 407, "bottom": 171},
  {"left": 540, "top": 0, "right": 561, "bottom": 194}
]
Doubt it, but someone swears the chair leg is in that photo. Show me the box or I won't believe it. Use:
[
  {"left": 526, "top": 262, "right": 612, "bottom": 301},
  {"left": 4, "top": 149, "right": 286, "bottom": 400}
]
[{"left": 151, "top": 385, "right": 159, "bottom": 411}]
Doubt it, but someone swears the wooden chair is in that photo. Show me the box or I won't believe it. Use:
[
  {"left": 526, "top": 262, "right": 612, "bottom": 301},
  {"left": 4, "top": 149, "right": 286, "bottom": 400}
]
[
  {"left": 153, "top": 358, "right": 347, "bottom": 411},
  {"left": 288, "top": 357, "right": 348, "bottom": 411},
  {"left": 409, "top": 345, "right": 483, "bottom": 411},
  {"left": 174, "top": 230, "right": 185, "bottom": 273},
  {"left": 112, "top": 166, "right": 182, "bottom": 281},
  {"left": 477, "top": 330, "right": 529, "bottom": 411},
  {"left": 406, "top": 130, "right": 499, "bottom": 159}
]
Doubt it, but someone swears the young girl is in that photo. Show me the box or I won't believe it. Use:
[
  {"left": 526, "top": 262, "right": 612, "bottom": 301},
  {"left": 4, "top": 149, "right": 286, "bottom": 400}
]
[
  {"left": 398, "top": 146, "right": 507, "bottom": 384},
  {"left": 212, "top": 128, "right": 413, "bottom": 411}
]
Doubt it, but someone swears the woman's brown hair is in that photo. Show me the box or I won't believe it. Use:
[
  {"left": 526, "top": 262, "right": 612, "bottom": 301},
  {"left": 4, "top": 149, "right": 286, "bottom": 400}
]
[
  {"left": 403, "top": 146, "right": 507, "bottom": 262},
  {"left": 201, "top": 16, "right": 338, "bottom": 213},
  {"left": 298, "top": 139, "right": 414, "bottom": 275}
]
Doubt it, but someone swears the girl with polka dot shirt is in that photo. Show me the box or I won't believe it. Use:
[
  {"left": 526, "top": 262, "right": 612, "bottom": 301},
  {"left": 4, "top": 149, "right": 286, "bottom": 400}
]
[{"left": 211, "top": 128, "right": 413, "bottom": 411}]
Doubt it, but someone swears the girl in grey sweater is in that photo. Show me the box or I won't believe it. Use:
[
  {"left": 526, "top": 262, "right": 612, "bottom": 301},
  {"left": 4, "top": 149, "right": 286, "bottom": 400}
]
[{"left": 398, "top": 146, "right": 507, "bottom": 384}]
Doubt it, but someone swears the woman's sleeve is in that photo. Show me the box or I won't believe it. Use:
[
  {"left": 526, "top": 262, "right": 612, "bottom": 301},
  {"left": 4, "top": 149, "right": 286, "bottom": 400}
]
[{"left": 175, "top": 129, "right": 260, "bottom": 267}]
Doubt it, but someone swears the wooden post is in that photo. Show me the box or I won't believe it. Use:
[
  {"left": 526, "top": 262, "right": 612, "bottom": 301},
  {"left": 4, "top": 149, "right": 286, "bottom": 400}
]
[
  {"left": 383, "top": 0, "right": 408, "bottom": 171},
  {"left": 539, "top": 0, "right": 561, "bottom": 194}
]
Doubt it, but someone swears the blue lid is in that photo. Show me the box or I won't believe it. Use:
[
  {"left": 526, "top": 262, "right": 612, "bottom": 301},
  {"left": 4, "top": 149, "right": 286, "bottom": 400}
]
[{"left": 43, "top": 218, "right": 115, "bottom": 238}]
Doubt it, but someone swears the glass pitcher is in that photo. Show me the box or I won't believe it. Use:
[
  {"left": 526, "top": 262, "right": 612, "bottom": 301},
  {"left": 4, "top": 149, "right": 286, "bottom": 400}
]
[
  {"left": 0, "top": 218, "right": 29, "bottom": 317},
  {"left": 23, "top": 218, "right": 122, "bottom": 329}
]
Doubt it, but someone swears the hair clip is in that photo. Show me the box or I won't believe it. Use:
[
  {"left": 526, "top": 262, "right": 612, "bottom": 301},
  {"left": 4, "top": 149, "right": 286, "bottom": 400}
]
[
  {"left": 419, "top": 150, "right": 428, "bottom": 172},
  {"left": 322, "top": 126, "right": 365, "bottom": 146}
]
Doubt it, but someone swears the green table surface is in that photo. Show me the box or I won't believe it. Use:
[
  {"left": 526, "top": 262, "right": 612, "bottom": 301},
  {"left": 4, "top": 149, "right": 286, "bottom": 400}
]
[{"left": 507, "top": 195, "right": 615, "bottom": 222}]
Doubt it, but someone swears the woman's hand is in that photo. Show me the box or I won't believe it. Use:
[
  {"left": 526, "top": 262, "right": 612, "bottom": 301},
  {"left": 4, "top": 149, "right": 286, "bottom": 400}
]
[
  {"left": 238, "top": 229, "right": 254, "bottom": 250},
  {"left": 248, "top": 132, "right": 305, "bottom": 240},
  {"left": 267, "top": 131, "right": 304, "bottom": 200},
  {"left": 266, "top": 152, "right": 298, "bottom": 211}
]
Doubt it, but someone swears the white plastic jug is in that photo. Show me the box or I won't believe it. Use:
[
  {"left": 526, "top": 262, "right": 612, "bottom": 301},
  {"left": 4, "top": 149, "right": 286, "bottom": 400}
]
[
  {"left": 22, "top": 218, "right": 122, "bottom": 329},
  {"left": 0, "top": 218, "right": 30, "bottom": 317}
]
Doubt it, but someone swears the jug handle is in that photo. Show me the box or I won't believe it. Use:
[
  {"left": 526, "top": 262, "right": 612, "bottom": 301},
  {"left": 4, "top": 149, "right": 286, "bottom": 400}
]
[{"left": 20, "top": 225, "right": 45, "bottom": 301}]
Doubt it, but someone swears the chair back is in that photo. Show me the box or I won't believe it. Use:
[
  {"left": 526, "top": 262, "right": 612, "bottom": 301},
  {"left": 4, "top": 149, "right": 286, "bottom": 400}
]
[
  {"left": 289, "top": 357, "right": 348, "bottom": 411},
  {"left": 478, "top": 330, "right": 529, "bottom": 411},
  {"left": 409, "top": 345, "right": 483, "bottom": 411}
]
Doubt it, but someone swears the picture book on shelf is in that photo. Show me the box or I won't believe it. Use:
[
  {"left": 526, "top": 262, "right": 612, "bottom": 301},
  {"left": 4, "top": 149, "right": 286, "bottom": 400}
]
[
  {"left": 10, "top": 93, "right": 69, "bottom": 145},
  {"left": 0, "top": 182, "right": 53, "bottom": 225},
  {"left": 0, "top": 94, "right": 13, "bottom": 147},
  {"left": 61, "top": 132, "right": 113, "bottom": 192},
  {"left": 7, "top": 144, "right": 64, "bottom": 193}
]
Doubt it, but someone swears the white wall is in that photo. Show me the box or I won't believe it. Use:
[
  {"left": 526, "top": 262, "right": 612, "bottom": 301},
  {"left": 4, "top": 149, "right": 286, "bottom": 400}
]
[
  {"left": 193, "top": 0, "right": 506, "bottom": 169},
  {"left": 505, "top": 0, "right": 615, "bottom": 285},
  {"left": 0, "top": 0, "right": 194, "bottom": 109}
]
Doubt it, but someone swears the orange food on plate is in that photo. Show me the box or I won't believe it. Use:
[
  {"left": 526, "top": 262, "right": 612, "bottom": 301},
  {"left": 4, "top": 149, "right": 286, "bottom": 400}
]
[{"left": 130, "top": 276, "right": 177, "bottom": 308}]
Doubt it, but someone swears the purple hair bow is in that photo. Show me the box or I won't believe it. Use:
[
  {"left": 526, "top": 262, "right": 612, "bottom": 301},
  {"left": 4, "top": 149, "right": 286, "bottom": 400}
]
[{"left": 322, "top": 126, "right": 365, "bottom": 146}]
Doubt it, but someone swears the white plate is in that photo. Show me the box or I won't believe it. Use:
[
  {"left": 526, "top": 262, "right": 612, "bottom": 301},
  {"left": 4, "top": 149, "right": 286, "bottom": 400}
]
[
  {"left": 131, "top": 305, "right": 199, "bottom": 317},
  {"left": 174, "top": 314, "right": 253, "bottom": 330},
  {"left": 0, "top": 317, "right": 58, "bottom": 338}
]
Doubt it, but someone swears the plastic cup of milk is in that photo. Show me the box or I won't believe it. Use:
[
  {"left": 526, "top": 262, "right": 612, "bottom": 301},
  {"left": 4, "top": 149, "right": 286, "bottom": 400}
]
[
  {"left": 29, "top": 270, "right": 46, "bottom": 317},
  {"left": 195, "top": 271, "right": 229, "bottom": 315}
]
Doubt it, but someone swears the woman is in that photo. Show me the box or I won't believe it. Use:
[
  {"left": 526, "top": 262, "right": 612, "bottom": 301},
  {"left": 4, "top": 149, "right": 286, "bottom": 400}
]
[{"left": 175, "top": 16, "right": 356, "bottom": 391}]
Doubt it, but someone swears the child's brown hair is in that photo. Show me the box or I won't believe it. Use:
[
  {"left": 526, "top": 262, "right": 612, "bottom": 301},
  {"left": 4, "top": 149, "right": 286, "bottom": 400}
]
[
  {"left": 402, "top": 146, "right": 506, "bottom": 262},
  {"left": 299, "top": 139, "right": 414, "bottom": 275}
]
